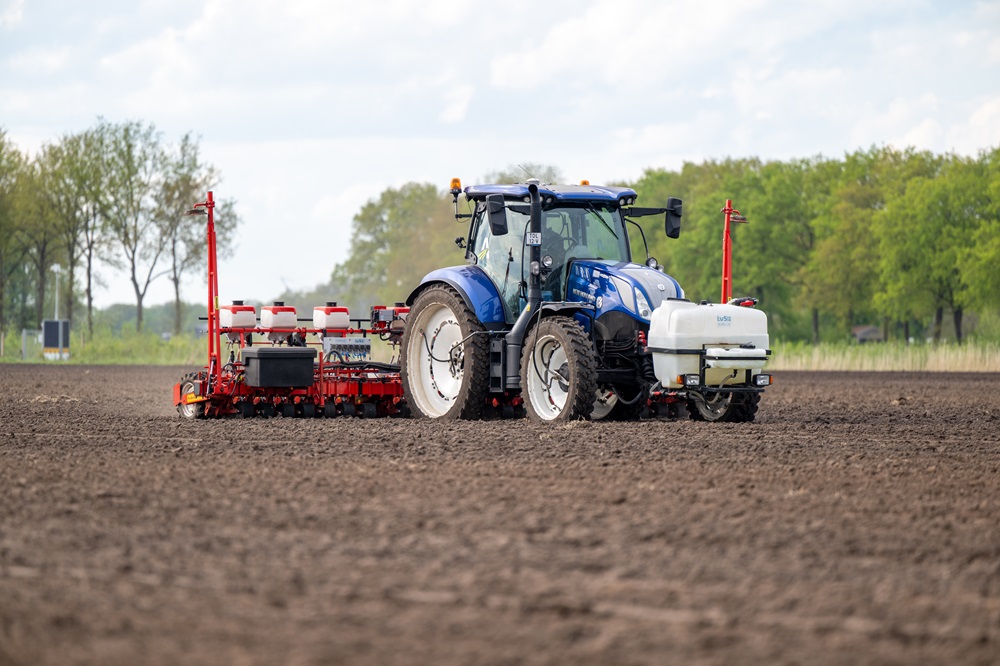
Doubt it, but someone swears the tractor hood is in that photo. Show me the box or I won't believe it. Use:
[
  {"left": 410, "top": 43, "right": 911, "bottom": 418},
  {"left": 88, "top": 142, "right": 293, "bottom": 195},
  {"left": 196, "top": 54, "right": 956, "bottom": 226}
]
[{"left": 566, "top": 259, "right": 685, "bottom": 321}]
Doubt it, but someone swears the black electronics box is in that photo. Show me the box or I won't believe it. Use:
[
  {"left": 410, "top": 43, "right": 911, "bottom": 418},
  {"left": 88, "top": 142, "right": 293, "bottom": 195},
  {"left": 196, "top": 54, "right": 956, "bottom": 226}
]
[{"left": 242, "top": 346, "right": 317, "bottom": 387}]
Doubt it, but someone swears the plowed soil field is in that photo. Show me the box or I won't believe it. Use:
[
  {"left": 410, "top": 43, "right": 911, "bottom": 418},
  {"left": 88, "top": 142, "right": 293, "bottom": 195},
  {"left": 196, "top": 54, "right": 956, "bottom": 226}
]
[{"left": 1, "top": 365, "right": 998, "bottom": 665}]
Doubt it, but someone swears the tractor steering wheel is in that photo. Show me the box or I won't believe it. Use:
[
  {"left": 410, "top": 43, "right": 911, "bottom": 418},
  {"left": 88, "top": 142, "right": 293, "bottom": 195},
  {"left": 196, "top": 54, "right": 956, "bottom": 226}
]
[{"left": 542, "top": 236, "right": 577, "bottom": 259}]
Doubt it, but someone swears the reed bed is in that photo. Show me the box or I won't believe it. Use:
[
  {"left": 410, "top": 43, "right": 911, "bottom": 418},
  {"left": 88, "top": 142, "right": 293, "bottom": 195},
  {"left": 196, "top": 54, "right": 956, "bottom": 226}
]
[{"left": 771, "top": 341, "right": 1000, "bottom": 372}]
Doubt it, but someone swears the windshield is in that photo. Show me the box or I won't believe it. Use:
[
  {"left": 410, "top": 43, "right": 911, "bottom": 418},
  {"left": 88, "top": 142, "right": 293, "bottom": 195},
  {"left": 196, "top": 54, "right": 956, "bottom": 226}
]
[
  {"left": 472, "top": 202, "right": 631, "bottom": 320},
  {"left": 540, "top": 204, "right": 630, "bottom": 263}
]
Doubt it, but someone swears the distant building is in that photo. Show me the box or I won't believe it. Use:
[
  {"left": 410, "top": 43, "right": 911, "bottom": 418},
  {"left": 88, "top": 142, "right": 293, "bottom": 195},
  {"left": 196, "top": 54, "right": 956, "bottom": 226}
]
[{"left": 852, "top": 325, "right": 883, "bottom": 344}]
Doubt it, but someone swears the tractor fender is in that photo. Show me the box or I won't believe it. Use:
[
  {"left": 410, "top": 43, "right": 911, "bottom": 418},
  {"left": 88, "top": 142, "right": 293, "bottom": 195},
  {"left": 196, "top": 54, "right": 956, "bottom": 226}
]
[
  {"left": 406, "top": 266, "right": 508, "bottom": 328},
  {"left": 534, "top": 301, "right": 597, "bottom": 336}
]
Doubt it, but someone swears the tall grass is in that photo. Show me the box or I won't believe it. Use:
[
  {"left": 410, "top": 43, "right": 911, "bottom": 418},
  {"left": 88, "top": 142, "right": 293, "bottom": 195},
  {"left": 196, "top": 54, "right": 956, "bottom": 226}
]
[
  {"left": 1, "top": 327, "right": 401, "bottom": 366},
  {"left": 0, "top": 328, "right": 205, "bottom": 365},
  {"left": 4, "top": 327, "right": 1000, "bottom": 371},
  {"left": 772, "top": 340, "right": 1000, "bottom": 372}
]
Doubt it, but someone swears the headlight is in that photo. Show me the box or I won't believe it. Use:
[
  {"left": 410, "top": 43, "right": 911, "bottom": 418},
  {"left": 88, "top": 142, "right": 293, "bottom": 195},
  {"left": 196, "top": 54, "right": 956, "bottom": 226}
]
[
  {"left": 634, "top": 288, "right": 652, "bottom": 319},
  {"left": 678, "top": 374, "right": 700, "bottom": 387},
  {"left": 754, "top": 374, "right": 772, "bottom": 387}
]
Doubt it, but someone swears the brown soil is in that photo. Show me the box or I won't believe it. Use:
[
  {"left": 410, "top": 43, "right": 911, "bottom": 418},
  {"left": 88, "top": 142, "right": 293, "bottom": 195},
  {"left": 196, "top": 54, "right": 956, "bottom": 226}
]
[{"left": 1, "top": 365, "right": 998, "bottom": 665}]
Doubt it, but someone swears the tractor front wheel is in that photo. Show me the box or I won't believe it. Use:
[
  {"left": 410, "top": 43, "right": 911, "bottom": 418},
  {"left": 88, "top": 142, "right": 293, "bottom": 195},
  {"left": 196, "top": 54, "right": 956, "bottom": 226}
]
[
  {"left": 401, "top": 285, "right": 490, "bottom": 419},
  {"left": 689, "top": 391, "right": 760, "bottom": 423},
  {"left": 520, "top": 317, "right": 597, "bottom": 422}
]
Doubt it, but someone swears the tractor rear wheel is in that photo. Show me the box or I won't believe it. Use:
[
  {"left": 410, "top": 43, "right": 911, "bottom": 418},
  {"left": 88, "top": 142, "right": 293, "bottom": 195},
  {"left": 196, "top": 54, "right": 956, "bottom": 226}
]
[
  {"left": 689, "top": 391, "right": 760, "bottom": 423},
  {"left": 520, "top": 317, "right": 597, "bottom": 422},
  {"left": 401, "top": 285, "right": 489, "bottom": 419}
]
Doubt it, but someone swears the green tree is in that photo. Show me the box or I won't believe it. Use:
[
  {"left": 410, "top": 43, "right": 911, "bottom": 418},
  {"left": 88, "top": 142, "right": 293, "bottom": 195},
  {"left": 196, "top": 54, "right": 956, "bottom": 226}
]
[
  {"left": 796, "top": 155, "right": 883, "bottom": 342},
  {"left": 14, "top": 156, "right": 61, "bottom": 327},
  {"left": 154, "top": 133, "right": 240, "bottom": 335},
  {"left": 35, "top": 132, "right": 101, "bottom": 328},
  {"left": 961, "top": 147, "right": 1000, "bottom": 316},
  {"left": 873, "top": 149, "right": 972, "bottom": 341},
  {"left": 333, "top": 183, "right": 457, "bottom": 312},
  {"left": 0, "top": 130, "right": 27, "bottom": 336}
]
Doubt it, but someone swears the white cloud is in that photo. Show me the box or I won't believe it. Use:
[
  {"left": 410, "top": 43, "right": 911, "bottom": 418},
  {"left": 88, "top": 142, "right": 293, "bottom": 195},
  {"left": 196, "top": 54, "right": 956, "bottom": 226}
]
[
  {"left": 988, "top": 37, "right": 1000, "bottom": 63},
  {"left": 5, "top": 46, "right": 73, "bottom": 74},
  {"left": 0, "top": 0, "right": 23, "bottom": 28},
  {"left": 440, "top": 85, "right": 474, "bottom": 125},
  {"left": 945, "top": 96, "right": 1000, "bottom": 154}
]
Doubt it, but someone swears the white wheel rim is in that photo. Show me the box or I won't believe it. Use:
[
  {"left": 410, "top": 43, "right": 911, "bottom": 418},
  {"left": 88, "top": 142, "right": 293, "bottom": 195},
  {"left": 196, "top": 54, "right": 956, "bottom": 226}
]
[
  {"left": 591, "top": 387, "right": 617, "bottom": 420},
  {"left": 180, "top": 382, "right": 200, "bottom": 418},
  {"left": 407, "top": 302, "right": 466, "bottom": 417},
  {"left": 700, "top": 392, "right": 730, "bottom": 418},
  {"left": 525, "top": 334, "right": 570, "bottom": 420}
]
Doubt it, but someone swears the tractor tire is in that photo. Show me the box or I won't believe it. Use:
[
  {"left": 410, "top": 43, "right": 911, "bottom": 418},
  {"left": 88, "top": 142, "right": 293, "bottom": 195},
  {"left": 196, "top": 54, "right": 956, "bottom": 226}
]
[
  {"left": 400, "top": 285, "right": 490, "bottom": 420},
  {"left": 177, "top": 373, "right": 206, "bottom": 420},
  {"left": 520, "top": 316, "right": 597, "bottom": 422},
  {"left": 689, "top": 391, "right": 760, "bottom": 423}
]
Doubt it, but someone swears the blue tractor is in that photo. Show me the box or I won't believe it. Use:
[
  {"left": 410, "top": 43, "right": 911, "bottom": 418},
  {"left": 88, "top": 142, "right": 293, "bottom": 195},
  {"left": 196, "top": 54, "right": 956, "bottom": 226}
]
[{"left": 399, "top": 178, "right": 772, "bottom": 422}]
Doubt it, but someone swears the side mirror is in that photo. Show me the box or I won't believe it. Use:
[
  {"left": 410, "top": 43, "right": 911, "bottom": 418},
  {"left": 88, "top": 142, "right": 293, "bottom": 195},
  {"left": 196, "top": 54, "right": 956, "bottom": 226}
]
[
  {"left": 486, "top": 194, "right": 508, "bottom": 236},
  {"left": 664, "top": 197, "right": 682, "bottom": 239}
]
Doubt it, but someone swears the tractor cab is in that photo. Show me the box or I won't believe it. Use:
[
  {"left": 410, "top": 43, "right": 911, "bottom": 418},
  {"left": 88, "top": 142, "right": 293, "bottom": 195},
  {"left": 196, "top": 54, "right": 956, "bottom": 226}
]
[
  {"left": 459, "top": 181, "right": 680, "bottom": 323},
  {"left": 466, "top": 194, "right": 631, "bottom": 320}
]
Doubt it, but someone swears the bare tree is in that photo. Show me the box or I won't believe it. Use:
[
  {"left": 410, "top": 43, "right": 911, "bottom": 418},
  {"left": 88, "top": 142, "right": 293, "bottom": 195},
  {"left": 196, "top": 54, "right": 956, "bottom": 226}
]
[
  {"left": 76, "top": 127, "right": 112, "bottom": 337},
  {"left": 95, "top": 120, "right": 166, "bottom": 332}
]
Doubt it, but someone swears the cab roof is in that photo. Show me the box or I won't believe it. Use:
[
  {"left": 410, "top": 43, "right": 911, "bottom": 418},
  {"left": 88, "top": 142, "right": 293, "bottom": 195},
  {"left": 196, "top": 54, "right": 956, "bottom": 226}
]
[{"left": 464, "top": 183, "right": 637, "bottom": 204}]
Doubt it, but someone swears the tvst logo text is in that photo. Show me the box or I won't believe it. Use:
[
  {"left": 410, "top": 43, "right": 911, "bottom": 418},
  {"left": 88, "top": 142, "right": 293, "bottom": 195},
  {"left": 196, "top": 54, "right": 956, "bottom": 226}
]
[{"left": 717, "top": 315, "right": 732, "bottom": 327}]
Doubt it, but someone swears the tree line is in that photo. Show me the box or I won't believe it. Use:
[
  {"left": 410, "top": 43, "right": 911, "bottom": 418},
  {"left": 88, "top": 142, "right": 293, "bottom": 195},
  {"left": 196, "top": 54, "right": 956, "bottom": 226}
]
[
  {"left": 324, "top": 149, "right": 999, "bottom": 343},
  {"left": 8, "top": 121, "right": 993, "bottom": 346},
  {"left": 0, "top": 121, "right": 239, "bottom": 337}
]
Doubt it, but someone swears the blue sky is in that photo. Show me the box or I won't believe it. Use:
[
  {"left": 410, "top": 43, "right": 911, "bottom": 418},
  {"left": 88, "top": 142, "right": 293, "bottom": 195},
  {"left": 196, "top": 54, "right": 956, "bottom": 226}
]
[{"left": 2, "top": 0, "right": 998, "bottom": 308}]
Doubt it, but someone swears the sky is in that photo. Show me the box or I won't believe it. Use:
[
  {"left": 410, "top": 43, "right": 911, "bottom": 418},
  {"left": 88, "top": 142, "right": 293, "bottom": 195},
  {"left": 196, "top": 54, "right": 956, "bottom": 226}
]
[{"left": 2, "top": 0, "right": 999, "bottom": 310}]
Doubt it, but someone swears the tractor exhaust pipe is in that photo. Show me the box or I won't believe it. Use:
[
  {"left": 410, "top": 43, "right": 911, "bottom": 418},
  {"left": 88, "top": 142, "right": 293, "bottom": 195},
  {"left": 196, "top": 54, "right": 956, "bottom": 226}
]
[{"left": 503, "top": 181, "right": 543, "bottom": 388}]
